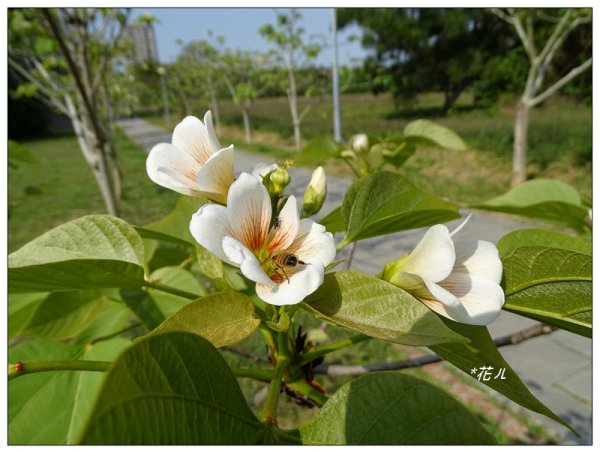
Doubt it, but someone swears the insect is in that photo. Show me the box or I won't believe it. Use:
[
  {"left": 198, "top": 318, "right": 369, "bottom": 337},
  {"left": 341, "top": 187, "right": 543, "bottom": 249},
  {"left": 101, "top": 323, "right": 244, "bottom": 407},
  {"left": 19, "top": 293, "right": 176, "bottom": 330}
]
[
  {"left": 270, "top": 252, "right": 308, "bottom": 283},
  {"left": 273, "top": 216, "right": 281, "bottom": 229},
  {"left": 15, "top": 361, "right": 23, "bottom": 372}
]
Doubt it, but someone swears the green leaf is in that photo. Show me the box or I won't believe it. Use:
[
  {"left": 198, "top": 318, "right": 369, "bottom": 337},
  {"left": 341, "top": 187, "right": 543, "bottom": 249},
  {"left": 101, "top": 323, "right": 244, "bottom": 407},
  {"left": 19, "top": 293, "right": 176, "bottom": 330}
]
[
  {"left": 119, "top": 288, "right": 165, "bottom": 332},
  {"left": 22, "top": 290, "right": 108, "bottom": 340},
  {"left": 8, "top": 337, "right": 130, "bottom": 445},
  {"left": 403, "top": 119, "right": 468, "bottom": 151},
  {"left": 9, "top": 215, "right": 146, "bottom": 293},
  {"left": 303, "top": 271, "right": 466, "bottom": 346},
  {"left": 195, "top": 243, "right": 224, "bottom": 279},
  {"left": 341, "top": 172, "right": 460, "bottom": 243},
  {"left": 144, "top": 292, "right": 260, "bottom": 347},
  {"left": 428, "top": 320, "right": 576, "bottom": 435},
  {"left": 147, "top": 266, "right": 207, "bottom": 317},
  {"left": 318, "top": 206, "right": 345, "bottom": 233},
  {"left": 8, "top": 292, "right": 48, "bottom": 338},
  {"left": 144, "top": 195, "right": 207, "bottom": 245},
  {"left": 300, "top": 372, "right": 494, "bottom": 444},
  {"left": 73, "top": 300, "right": 131, "bottom": 344},
  {"left": 80, "top": 332, "right": 264, "bottom": 444},
  {"left": 498, "top": 229, "right": 591, "bottom": 337},
  {"left": 473, "top": 179, "right": 589, "bottom": 231}
]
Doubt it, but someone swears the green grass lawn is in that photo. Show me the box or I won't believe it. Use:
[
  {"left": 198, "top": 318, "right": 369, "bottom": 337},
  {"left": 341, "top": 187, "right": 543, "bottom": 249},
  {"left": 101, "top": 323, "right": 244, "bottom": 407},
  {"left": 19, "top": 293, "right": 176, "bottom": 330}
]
[{"left": 8, "top": 128, "right": 179, "bottom": 253}]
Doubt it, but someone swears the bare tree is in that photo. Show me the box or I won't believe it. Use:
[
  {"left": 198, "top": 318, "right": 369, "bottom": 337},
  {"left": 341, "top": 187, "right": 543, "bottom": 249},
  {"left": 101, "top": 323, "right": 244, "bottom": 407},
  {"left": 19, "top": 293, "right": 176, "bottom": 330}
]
[
  {"left": 493, "top": 8, "right": 592, "bottom": 186},
  {"left": 8, "top": 8, "right": 130, "bottom": 216}
]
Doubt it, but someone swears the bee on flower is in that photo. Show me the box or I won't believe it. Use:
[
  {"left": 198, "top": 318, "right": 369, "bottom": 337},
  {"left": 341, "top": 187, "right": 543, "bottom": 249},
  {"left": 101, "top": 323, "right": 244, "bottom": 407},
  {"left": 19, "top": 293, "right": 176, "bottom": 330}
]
[{"left": 190, "top": 172, "right": 336, "bottom": 306}]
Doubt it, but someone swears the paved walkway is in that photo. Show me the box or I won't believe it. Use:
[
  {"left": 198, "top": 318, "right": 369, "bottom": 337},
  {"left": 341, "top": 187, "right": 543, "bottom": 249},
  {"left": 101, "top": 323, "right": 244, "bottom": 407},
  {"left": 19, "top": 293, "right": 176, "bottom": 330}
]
[{"left": 118, "top": 117, "right": 592, "bottom": 445}]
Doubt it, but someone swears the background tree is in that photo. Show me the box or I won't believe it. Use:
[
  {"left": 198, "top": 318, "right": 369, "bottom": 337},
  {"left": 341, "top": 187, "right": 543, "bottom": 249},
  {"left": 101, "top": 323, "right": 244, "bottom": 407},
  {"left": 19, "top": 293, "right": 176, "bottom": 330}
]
[
  {"left": 222, "top": 49, "right": 274, "bottom": 144},
  {"left": 337, "top": 8, "right": 515, "bottom": 114},
  {"left": 493, "top": 8, "right": 592, "bottom": 185},
  {"left": 259, "top": 8, "right": 322, "bottom": 151},
  {"left": 8, "top": 8, "right": 130, "bottom": 216},
  {"left": 176, "top": 35, "right": 225, "bottom": 133}
]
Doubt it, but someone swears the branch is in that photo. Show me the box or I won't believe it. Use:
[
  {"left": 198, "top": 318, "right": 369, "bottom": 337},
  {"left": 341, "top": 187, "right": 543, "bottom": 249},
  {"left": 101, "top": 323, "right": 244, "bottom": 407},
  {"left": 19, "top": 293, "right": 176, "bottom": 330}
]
[
  {"left": 314, "top": 323, "right": 557, "bottom": 378},
  {"left": 223, "top": 345, "right": 270, "bottom": 364},
  {"left": 7, "top": 56, "right": 69, "bottom": 115},
  {"left": 8, "top": 359, "right": 111, "bottom": 381},
  {"left": 537, "top": 9, "right": 572, "bottom": 65},
  {"left": 529, "top": 57, "right": 592, "bottom": 106},
  {"left": 92, "top": 9, "right": 131, "bottom": 92}
]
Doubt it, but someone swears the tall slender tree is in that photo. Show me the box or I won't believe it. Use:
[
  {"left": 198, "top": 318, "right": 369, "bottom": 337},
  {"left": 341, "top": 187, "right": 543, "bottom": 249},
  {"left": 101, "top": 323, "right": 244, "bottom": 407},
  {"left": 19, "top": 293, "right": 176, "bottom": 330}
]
[
  {"left": 8, "top": 8, "right": 130, "bottom": 216},
  {"left": 493, "top": 8, "right": 592, "bottom": 185},
  {"left": 259, "top": 9, "right": 322, "bottom": 151}
]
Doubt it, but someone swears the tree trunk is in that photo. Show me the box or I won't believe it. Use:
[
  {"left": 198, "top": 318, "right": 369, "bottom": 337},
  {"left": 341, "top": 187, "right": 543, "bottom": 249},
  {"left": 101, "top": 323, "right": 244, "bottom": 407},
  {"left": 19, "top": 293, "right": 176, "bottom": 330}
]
[
  {"left": 242, "top": 107, "right": 252, "bottom": 144},
  {"left": 512, "top": 99, "right": 530, "bottom": 186},
  {"left": 92, "top": 142, "right": 120, "bottom": 216},
  {"left": 208, "top": 79, "right": 221, "bottom": 135},
  {"left": 293, "top": 120, "right": 302, "bottom": 151}
]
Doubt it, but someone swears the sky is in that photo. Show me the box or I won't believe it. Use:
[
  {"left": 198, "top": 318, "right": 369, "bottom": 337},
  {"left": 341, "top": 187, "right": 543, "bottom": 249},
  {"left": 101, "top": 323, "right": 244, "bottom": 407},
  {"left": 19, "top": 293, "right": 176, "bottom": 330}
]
[{"left": 131, "top": 8, "right": 369, "bottom": 67}]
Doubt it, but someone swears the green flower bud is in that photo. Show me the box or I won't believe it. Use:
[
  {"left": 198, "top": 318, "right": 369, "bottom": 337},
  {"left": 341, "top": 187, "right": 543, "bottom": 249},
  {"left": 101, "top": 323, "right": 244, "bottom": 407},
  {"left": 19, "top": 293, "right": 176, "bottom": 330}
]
[{"left": 269, "top": 168, "right": 291, "bottom": 195}]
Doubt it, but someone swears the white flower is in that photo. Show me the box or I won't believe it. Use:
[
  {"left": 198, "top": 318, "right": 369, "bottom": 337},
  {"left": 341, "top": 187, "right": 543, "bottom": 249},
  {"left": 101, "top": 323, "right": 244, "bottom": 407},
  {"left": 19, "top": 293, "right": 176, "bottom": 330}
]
[
  {"left": 190, "top": 172, "right": 336, "bottom": 305},
  {"left": 382, "top": 217, "right": 504, "bottom": 325},
  {"left": 146, "top": 111, "right": 234, "bottom": 204}
]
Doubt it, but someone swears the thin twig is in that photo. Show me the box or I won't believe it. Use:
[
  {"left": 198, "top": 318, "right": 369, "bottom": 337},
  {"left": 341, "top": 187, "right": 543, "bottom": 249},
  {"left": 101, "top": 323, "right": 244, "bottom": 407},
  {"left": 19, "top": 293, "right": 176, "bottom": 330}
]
[
  {"left": 222, "top": 345, "right": 270, "bottom": 364},
  {"left": 313, "top": 323, "right": 557, "bottom": 378}
]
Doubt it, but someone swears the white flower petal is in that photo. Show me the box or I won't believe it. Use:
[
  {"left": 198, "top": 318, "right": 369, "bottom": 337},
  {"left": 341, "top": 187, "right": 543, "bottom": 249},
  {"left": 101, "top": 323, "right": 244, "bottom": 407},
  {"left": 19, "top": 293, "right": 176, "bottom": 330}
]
[
  {"left": 251, "top": 162, "right": 279, "bottom": 180},
  {"left": 227, "top": 173, "right": 271, "bottom": 250},
  {"left": 146, "top": 143, "right": 202, "bottom": 196},
  {"left": 402, "top": 225, "right": 455, "bottom": 283},
  {"left": 256, "top": 258, "right": 324, "bottom": 305},
  {"left": 172, "top": 116, "right": 213, "bottom": 166},
  {"left": 195, "top": 145, "right": 235, "bottom": 204},
  {"left": 189, "top": 204, "right": 232, "bottom": 263},
  {"left": 453, "top": 240, "right": 503, "bottom": 283},
  {"left": 203, "top": 111, "right": 222, "bottom": 151},
  {"left": 439, "top": 273, "right": 505, "bottom": 325},
  {"left": 222, "top": 236, "right": 275, "bottom": 286},
  {"left": 288, "top": 219, "right": 336, "bottom": 267},
  {"left": 267, "top": 196, "right": 299, "bottom": 253}
]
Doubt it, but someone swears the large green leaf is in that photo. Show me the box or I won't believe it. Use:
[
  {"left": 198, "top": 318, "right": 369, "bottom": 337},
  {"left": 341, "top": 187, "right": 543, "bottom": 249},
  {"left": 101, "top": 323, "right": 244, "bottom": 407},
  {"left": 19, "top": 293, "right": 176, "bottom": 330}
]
[
  {"left": 498, "top": 229, "right": 591, "bottom": 337},
  {"left": 145, "top": 292, "right": 260, "bottom": 347},
  {"left": 300, "top": 372, "right": 494, "bottom": 444},
  {"left": 404, "top": 119, "right": 468, "bottom": 151},
  {"left": 8, "top": 215, "right": 146, "bottom": 293},
  {"left": 304, "top": 271, "right": 465, "bottom": 346},
  {"left": 147, "top": 266, "right": 207, "bottom": 318},
  {"left": 473, "top": 179, "right": 589, "bottom": 231},
  {"left": 21, "top": 290, "right": 108, "bottom": 340},
  {"left": 341, "top": 172, "right": 460, "bottom": 243},
  {"left": 8, "top": 337, "right": 130, "bottom": 445},
  {"left": 428, "top": 319, "right": 575, "bottom": 434},
  {"left": 143, "top": 195, "right": 207, "bottom": 245},
  {"left": 80, "top": 332, "right": 265, "bottom": 444}
]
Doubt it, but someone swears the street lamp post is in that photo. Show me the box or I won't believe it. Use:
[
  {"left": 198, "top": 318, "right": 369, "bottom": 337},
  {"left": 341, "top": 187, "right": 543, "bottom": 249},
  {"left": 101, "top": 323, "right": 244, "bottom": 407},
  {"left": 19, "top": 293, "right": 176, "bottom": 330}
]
[
  {"left": 331, "top": 8, "right": 343, "bottom": 142},
  {"left": 157, "top": 66, "right": 171, "bottom": 125}
]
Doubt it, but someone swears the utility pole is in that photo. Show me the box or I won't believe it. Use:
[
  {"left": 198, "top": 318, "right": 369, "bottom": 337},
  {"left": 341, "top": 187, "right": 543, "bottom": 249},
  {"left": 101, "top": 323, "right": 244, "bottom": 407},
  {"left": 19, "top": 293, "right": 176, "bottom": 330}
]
[
  {"left": 331, "top": 8, "right": 343, "bottom": 142},
  {"left": 157, "top": 66, "right": 171, "bottom": 125}
]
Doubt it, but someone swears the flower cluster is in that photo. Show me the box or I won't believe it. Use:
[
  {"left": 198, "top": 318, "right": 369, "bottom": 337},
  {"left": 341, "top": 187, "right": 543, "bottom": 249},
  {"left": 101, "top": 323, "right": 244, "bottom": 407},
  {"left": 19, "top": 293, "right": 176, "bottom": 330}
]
[
  {"left": 147, "top": 112, "right": 335, "bottom": 306},
  {"left": 147, "top": 112, "right": 504, "bottom": 323}
]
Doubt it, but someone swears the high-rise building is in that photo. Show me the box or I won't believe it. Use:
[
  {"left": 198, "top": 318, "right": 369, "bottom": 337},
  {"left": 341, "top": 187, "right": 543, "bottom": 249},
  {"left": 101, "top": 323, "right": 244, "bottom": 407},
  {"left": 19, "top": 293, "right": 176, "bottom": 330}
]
[{"left": 126, "top": 21, "right": 158, "bottom": 63}]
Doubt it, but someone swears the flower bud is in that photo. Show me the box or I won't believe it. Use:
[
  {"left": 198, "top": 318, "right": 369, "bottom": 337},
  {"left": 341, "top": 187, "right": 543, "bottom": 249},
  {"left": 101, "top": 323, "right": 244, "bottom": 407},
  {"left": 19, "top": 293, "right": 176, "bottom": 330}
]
[
  {"left": 302, "top": 166, "right": 327, "bottom": 217},
  {"left": 269, "top": 168, "right": 291, "bottom": 195},
  {"left": 350, "top": 133, "right": 369, "bottom": 153}
]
